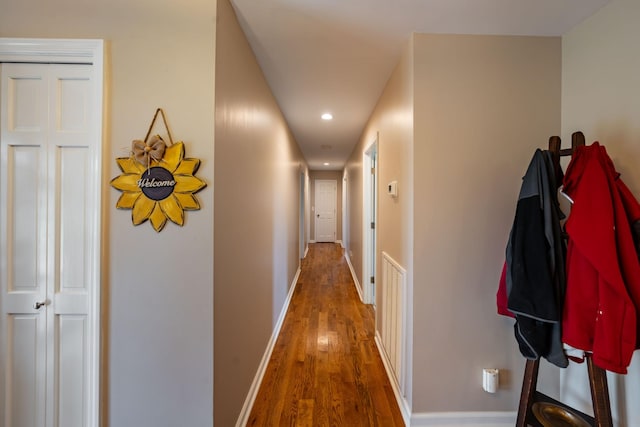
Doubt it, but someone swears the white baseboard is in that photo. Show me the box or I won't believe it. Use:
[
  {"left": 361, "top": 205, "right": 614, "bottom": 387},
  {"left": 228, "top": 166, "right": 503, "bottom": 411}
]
[
  {"left": 303, "top": 245, "right": 309, "bottom": 258},
  {"left": 235, "top": 267, "right": 302, "bottom": 427},
  {"left": 375, "top": 332, "right": 411, "bottom": 425},
  {"left": 410, "top": 411, "right": 517, "bottom": 426},
  {"left": 335, "top": 239, "right": 343, "bottom": 247},
  {"left": 373, "top": 331, "right": 515, "bottom": 427},
  {"left": 344, "top": 251, "right": 363, "bottom": 302},
  {"left": 309, "top": 239, "right": 316, "bottom": 243}
]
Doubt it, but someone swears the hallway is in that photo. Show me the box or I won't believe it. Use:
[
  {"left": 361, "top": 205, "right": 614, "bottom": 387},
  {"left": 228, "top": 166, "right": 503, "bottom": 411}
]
[{"left": 247, "top": 243, "right": 405, "bottom": 426}]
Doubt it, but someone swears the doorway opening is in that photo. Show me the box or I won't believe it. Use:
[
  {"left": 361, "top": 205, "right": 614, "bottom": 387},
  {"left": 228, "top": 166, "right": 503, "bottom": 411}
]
[
  {"left": 341, "top": 170, "right": 348, "bottom": 249},
  {"left": 299, "top": 170, "right": 306, "bottom": 259},
  {"left": 363, "top": 135, "right": 378, "bottom": 306}
]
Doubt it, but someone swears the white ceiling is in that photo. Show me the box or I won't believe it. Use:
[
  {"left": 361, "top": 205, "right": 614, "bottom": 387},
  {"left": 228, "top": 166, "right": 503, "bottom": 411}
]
[{"left": 230, "top": 0, "right": 609, "bottom": 170}]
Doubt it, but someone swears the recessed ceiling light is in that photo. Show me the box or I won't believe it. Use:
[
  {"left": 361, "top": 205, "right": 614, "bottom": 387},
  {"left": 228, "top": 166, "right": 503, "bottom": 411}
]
[
  {"left": 321, "top": 113, "right": 333, "bottom": 120},
  {"left": 323, "top": 162, "right": 330, "bottom": 166}
]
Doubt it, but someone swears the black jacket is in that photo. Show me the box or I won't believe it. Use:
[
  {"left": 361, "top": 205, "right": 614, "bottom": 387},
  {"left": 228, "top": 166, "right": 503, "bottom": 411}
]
[{"left": 506, "top": 149, "right": 568, "bottom": 368}]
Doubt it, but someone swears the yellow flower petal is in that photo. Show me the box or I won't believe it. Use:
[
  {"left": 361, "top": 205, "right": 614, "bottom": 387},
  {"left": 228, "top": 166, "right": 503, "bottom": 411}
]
[
  {"left": 174, "top": 158, "right": 200, "bottom": 175},
  {"left": 111, "top": 174, "right": 142, "bottom": 193},
  {"left": 116, "top": 156, "right": 145, "bottom": 174},
  {"left": 132, "top": 196, "right": 155, "bottom": 225},
  {"left": 149, "top": 203, "right": 168, "bottom": 232},
  {"left": 174, "top": 175, "right": 206, "bottom": 193},
  {"left": 162, "top": 142, "right": 184, "bottom": 172},
  {"left": 174, "top": 193, "right": 201, "bottom": 210},
  {"left": 116, "top": 192, "right": 141, "bottom": 209},
  {"left": 160, "top": 196, "right": 184, "bottom": 226}
]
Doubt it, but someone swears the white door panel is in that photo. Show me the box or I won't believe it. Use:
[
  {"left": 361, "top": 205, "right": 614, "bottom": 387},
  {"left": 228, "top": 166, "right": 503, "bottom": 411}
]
[
  {"left": 314, "top": 180, "right": 336, "bottom": 242},
  {"left": 7, "top": 315, "right": 46, "bottom": 427},
  {"left": 7, "top": 145, "right": 47, "bottom": 293},
  {"left": 5, "top": 69, "right": 48, "bottom": 140},
  {"left": 57, "top": 147, "right": 89, "bottom": 290},
  {"left": 56, "top": 314, "right": 87, "bottom": 427},
  {"left": 1, "top": 61, "right": 99, "bottom": 427}
]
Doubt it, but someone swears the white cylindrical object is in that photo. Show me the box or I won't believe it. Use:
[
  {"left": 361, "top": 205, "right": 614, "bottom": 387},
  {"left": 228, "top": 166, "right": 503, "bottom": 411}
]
[{"left": 483, "top": 368, "right": 499, "bottom": 393}]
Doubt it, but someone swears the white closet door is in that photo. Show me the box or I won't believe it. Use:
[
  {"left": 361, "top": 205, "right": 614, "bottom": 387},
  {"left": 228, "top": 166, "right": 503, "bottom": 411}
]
[
  {"left": 0, "top": 62, "right": 49, "bottom": 427},
  {"left": 1, "top": 62, "right": 97, "bottom": 427}
]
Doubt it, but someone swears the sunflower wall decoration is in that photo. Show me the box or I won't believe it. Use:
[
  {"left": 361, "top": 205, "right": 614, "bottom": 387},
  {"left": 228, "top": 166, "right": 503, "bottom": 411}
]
[{"left": 110, "top": 109, "right": 207, "bottom": 232}]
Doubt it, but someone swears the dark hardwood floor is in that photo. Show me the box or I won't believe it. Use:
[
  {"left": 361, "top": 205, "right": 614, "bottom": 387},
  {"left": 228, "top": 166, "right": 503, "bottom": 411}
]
[{"left": 247, "top": 243, "right": 405, "bottom": 426}]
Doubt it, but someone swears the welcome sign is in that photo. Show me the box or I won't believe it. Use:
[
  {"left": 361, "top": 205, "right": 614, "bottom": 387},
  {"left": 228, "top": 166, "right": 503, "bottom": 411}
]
[{"left": 110, "top": 110, "right": 206, "bottom": 232}]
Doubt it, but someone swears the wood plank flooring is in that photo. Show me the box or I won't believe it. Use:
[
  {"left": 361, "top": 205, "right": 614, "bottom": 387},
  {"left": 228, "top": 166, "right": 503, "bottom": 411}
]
[{"left": 247, "top": 243, "right": 405, "bottom": 426}]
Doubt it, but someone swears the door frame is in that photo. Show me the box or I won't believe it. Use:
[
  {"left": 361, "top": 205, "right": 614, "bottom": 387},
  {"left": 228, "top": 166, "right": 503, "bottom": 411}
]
[
  {"left": 363, "top": 135, "right": 378, "bottom": 305},
  {"left": 299, "top": 169, "right": 306, "bottom": 259},
  {"left": 0, "top": 38, "right": 104, "bottom": 427},
  {"left": 341, "top": 170, "right": 348, "bottom": 250}
]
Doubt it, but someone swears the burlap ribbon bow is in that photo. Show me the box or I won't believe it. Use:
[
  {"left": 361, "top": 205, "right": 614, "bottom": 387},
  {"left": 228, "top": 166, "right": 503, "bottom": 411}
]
[{"left": 132, "top": 135, "right": 166, "bottom": 166}]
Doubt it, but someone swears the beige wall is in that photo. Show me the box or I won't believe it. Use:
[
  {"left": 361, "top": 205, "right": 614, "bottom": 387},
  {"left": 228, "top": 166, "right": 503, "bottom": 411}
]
[
  {"left": 347, "top": 33, "right": 563, "bottom": 417},
  {"left": 309, "top": 170, "right": 343, "bottom": 241},
  {"left": 345, "top": 42, "right": 414, "bottom": 302},
  {"left": 214, "top": 0, "right": 308, "bottom": 424},
  {"left": 562, "top": 0, "right": 640, "bottom": 424},
  {"left": 345, "top": 148, "right": 363, "bottom": 291},
  {"left": 412, "top": 33, "right": 561, "bottom": 413},
  {"left": 1, "top": 1, "right": 216, "bottom": 426},
  {"left": 9, "top": 0, "right": 633, "bottom": 422}
]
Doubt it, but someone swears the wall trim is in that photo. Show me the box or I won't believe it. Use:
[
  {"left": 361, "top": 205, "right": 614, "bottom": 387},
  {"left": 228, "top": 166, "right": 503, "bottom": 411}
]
[
  {"left": 344, "top": 251, "right": 363, "bottom": 302},
  {"left": 410, "top": 411, "right": 517, "bottom": 426},
  {"left": 0, "top": 38, "right": 102, "bottom": 63},
  {"left": 375, "top": 332, "right": 411, "bottom": 425},
  {"left": 235, "top": 266, "right": 302, "bottom": 427},
  {"left": 336, "top": 239, "right": 343, "bottom": 247}
]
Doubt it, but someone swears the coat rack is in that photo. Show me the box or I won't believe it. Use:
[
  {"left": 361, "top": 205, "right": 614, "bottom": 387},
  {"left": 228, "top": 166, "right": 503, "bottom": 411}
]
[{"left": 515, "top": 131, "right": 613, "bottom": 427}]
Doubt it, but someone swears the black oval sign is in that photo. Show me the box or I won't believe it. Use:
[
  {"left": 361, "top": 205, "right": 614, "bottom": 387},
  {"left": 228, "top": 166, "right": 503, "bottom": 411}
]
[{"left": 137, "top": 167, "right": 176, "bottom": 201}]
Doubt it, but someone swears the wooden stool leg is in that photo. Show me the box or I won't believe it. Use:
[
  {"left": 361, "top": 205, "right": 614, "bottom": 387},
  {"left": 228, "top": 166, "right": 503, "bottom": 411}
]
[
  {"left": 586, "top": 355, "right": 613, "bottom": 427},
  {"left": 516, "top": 358, "right": 540, "bottom": 427}
]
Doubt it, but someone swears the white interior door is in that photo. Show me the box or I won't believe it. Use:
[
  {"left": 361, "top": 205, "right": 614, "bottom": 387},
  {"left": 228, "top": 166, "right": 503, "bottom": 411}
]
[
  {"left": 314, "top": 179, "right": 336, "bottom": 242},
  {"left": 1, "top": 61, "right": 100, "bottom": 427},
  {"left": 369, "top": 149, "right": 377, "bottom": 304}
]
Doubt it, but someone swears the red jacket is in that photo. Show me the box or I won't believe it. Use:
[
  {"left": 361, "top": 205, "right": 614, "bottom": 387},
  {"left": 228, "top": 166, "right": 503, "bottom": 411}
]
[
  {"left": 496, "top": 262, "right": 514, "bottom": 317},
  {"left": 562, "top": 143, "right": 640, "bottom": 374}
]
